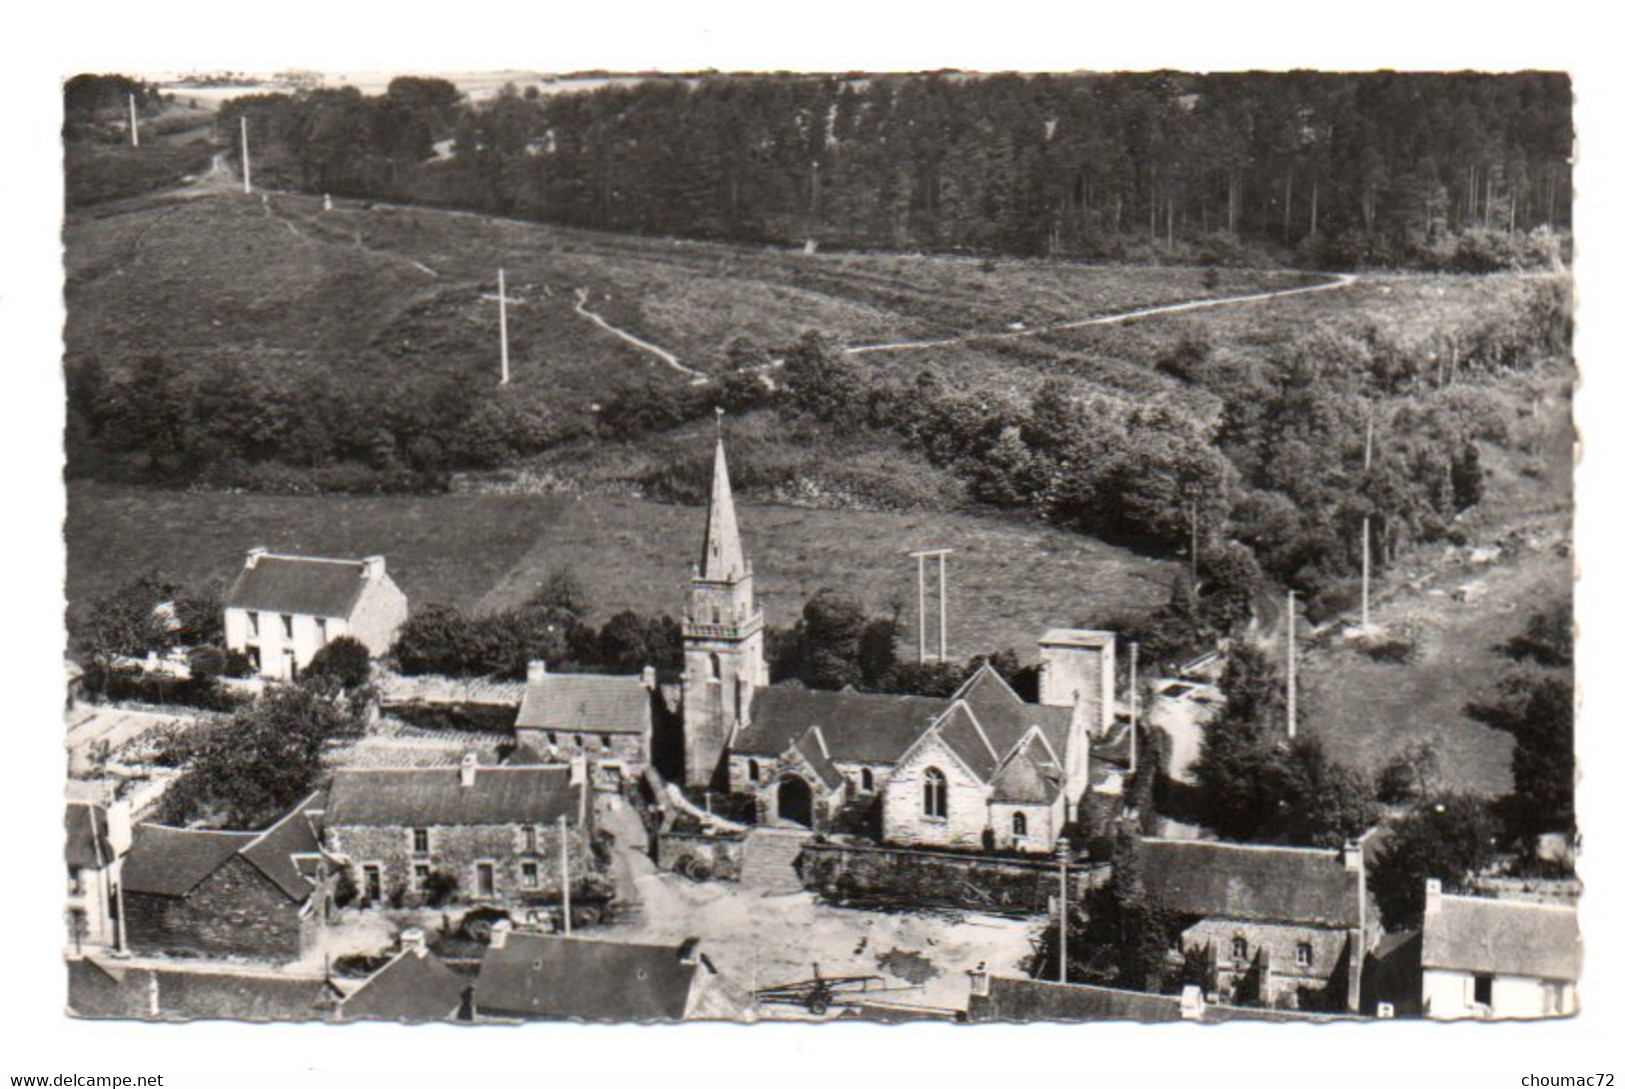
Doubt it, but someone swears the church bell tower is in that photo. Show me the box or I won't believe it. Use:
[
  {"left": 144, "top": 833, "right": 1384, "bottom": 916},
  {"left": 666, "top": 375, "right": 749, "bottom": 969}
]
[{"left": 681, "top": 432, "right": 767, "bottom": 788}]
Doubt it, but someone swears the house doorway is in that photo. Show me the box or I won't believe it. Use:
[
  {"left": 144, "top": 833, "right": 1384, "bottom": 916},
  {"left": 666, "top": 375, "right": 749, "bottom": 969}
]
[{"left": 777, "top": 775, "right": 814, "bottom": 827}]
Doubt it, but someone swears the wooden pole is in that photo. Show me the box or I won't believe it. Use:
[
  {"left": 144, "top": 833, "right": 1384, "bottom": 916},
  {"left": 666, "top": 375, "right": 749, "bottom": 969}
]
[
  {"left": 128, "top": 94, "right": 139, "bottom": 148},
  {"left": 1362, "top": 406, "right": 1375, "bottom": 631},
  {"left": 1285, "top": 590, "right": 1297, "bottom": 741},
  {"left": 916, "top": 554, "right": 927, "bottom": 665},
  {"left": 1057, "top": 838, "right": 1070, "bottom": 984},
  {"left": 240, "top": 115, "right": 251, "bottom": 195},
  {"left": 937, "top": 551, "right": 948, "bottom": 663},
  {"left": 498, "top": 268, "right": 511, "bottom": 386},
  {"left": 1129, "top": 642, "right": 1140, "bottom": 776},
  {"left": 558, "top": 814, "right": 571, "bottom": 936}
]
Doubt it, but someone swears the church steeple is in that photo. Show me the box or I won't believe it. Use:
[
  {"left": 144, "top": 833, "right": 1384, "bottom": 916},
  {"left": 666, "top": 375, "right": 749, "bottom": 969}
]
[{"left": 699, "top": 436, "right": 747, "bottom": 582}]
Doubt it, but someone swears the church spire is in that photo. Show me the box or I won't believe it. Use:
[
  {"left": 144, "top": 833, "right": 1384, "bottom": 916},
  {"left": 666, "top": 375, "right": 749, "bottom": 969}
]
[{"left": 699, "top": 425, "right": 747, "bottom": 581}]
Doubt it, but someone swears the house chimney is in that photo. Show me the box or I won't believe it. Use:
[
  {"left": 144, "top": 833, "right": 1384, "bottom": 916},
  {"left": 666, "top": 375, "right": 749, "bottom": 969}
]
[
  {"left": 105, "top": 799, "right": 133, "bottom": 858},
  {"left": 569, "top": 753, "right": 587, "bottom": 788},
  {"left": 1377, "top": 1002, "right": 1395, "bottom": 1019},
  {"left": 641, "top": 665, "right": 657, "bottom": 691},
  {"left": 1342, "top": 839, "right": 1364, "bottom": 873},
  {"left": 489, "top": 919, "right": 512, "bottom": 949},
  {"left": 528, "top": 660, "right": 548, "bottom": 685},
  {"left": 676, "top": 937, "right": 701, "bottom": 965},
  {"left": 245, "top": 546, "right": 268, "bottom": 569},
  {"left": 1179, "top": 984, "right": 1206, "bottom": 1020},
  {"left": 1424, "top": 877, "right": 1444, "bottom": 916},
  {"left": 362, "top": 555, "right": 386, "bottom": 580},
  {"left": 400, "top": 927, "right": 427, "bottom": 957},
  {"left": 460, "top": 752, "right": 478, "bottom": 788},
  {"left": 967, "top": 966, "right": 990, "bottom": 998}
]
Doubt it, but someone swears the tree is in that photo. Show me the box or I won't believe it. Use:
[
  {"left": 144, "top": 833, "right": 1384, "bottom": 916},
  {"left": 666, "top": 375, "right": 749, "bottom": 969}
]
[
  {"left": 797, "top": 588, "right": 868, "bottom": 690},
  {"left": 1500, "top": 600, "right": 1573, "bottom": 668},
  {"left": 1031, "top": 839, "right": 1175, "bottom": 990},
  {"left": 1469, "top": 675, "right": 1575, "bottom": 839},
  {"left": 305, "top": 635, "right": 373, "bottom": 689},
  {"left": 82, "top": 572, "right": 181, "bottom": 660},
  {"left": 1369, "top": 792, "right": 1501, "bottom": 928},
  {"left": 857, "top": 615, "right": 900, "bottom": 689},
  {"left": 1376, "top": 739, "right": 1443, "bottom": 804},
  {"left": 528, "top": 567, "right": 592, "bottom": 622},
  {"left": 154, "top": 684, "right": 365, "bottom": 829}
]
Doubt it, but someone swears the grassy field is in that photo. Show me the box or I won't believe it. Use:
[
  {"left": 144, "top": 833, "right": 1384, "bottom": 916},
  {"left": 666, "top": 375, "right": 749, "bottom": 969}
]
[
  {"left": 66, "top": 480, "right": 1176, "bottom": 660},
  {"left": 1298, "top": 377, "right": 1573, "bottom": 795}
]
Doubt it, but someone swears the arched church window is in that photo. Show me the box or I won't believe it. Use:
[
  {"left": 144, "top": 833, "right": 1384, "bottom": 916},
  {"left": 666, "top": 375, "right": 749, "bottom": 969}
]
[
  {"left": 1012, "top": 811, "right": 1028, "bottom": 837},
  {"left": 1231, "top": 936, "right": 1249, "bottom": 962},
  {"left": 922, "top": 767, "right": 948, "bottom": 819},
  {"left": 747, "top": 759, "right": 760, "bottom": 783},
  {"left": 860, "top": 768, "right": 874, "bottom": 793},
  {"left": 709, "top": 653, "right": 722, "bottom": 681}
]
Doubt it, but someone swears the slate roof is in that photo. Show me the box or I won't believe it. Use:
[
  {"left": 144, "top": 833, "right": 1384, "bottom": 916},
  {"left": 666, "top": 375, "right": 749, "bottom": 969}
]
[
  {"left": 1137, "top": 838, "right": 1363, "bottom": 928},
  {"left": 377, "top": 672, "right": 525, "bottom": 708},
  {"left": 966, "top": 977, "right": 1184, "bottom": 1023},
  {"left": 515, "top": 672, "right": 651, "bottom": 736},
  {"left": 339, "top": 948, "right": 468, "bottom": 1023},
  {"left": 476, "top": 934, "right": 703, "bottom": 1021},
  {"left": 326, "top": 765, "right": 580, "bottom": 827},
  {"left": 239, "top": 792, "right": 328, "bottom": 901},
  {"left": 931, "top": 702, "right": 1001, "bottom": 780},
  {"left": 120, "top": 826, "right": 258, "bottom": 898},
  {"left": 226, "top": 553, "right": 374, "bottom": 619},
  {"left": 786, "top": 727, "right": 844, "bottom": 791},
  {"left": 68, "top": 958, "right": 338, "bottom": 1021},
  {"left": 733, "top": 687, "right": 953, "bottom": 763},
  {"left": 1423, "top": 894, "right": 1580, "bottom": 982},
  {"left": 955, "top": 664, "right": 1073, "bottom": 759},
  {"left": 990, "top": 736, "right": 1065, "bottom": 804},
  {"left": 65, "top": 803, "right": 113, "bottom": 870}
]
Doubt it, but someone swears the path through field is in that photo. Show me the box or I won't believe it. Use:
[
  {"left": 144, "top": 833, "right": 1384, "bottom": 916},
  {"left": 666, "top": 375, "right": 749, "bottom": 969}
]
[{"left": 845, "top": 271, "right": 1359, "bottom": 355}]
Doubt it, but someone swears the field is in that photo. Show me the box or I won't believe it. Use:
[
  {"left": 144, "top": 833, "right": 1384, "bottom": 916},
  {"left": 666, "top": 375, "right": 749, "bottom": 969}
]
[{"left": 66, "top": 481, "right": 1176, "bottom": 660}]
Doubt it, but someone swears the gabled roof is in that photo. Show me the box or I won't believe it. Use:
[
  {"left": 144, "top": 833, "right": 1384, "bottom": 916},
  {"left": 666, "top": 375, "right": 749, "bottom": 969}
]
[
  {"left": 515, "top": 671, "right": 651, "bottom": 735},
  {"left": 120, "top": 825, "right": 258, "bottom": 898},
  {"left": 238, "top": 792, "right": 328, "bottom": 901},
  {"left": 1422, "top": 894, "right": 1580, "bottom": 982},
  {"left": 698, "top": 439, "right": 747, "bottom": 582},
  {"left": 225, "top": 553, "right": 377, "bottom": 619},
  {"left": 65, "top": 803, "right": 113, "bottom": 870},
  {"left": 339, "top": 947, "right": 468, "bottom": 1022},
  {"left": 68, "top": 958, "right": 338, "bottom": 1021},
  {"left": 1137, "top": 838, "right": 1364, "bottom": 929},
  {"left": 733, "top": 686, "right": 953, "bottom": 764},
  {"left": 785, "top": 726, "right": 844, "bottom": 791},
  {"left": 476, "top": 935, "right": 705, "bottom": 1021},
  {"left": 990, "top": 732, "right": 1065, "bottom": 804},
  {"left": 326, "top": 765, "right": 580, "bottom": 828},
  {"left": 966, "top": 977, "right": 1185, "bottom": 1023},
  {"left": 955, "top": 663, "right": 1074, "bottom": 759},
  {"left": 929, "top": 701, "right": 1001, "bottom": 781}
]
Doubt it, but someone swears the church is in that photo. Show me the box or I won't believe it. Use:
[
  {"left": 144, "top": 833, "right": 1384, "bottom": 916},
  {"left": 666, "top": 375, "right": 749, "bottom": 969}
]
[{"left": 678, "top": 435, "right": 1126, "bottom": 854}]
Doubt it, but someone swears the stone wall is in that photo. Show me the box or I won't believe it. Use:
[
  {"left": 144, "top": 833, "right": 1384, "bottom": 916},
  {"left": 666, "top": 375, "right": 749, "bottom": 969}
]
[
  {"left": 883, "top": 734, "right": 991, "bottom": 849},
  {"left": 655, "top": 829, "right": 746, "bottom": 881},
  {"left": 1183, "top": 918, "right": 1354, "bottom": 1010},
  {"left": 515, "top": 728, "right": 648, "bottom": 784},
  {"left": 798, "top": 840, "right": 1108, "bottom": 915},
  {"left": 327, "top": 821, "right": 593, "bottom": 909},
  {"left": 124, "top": 856, "right": 309, "bottom": 962}
]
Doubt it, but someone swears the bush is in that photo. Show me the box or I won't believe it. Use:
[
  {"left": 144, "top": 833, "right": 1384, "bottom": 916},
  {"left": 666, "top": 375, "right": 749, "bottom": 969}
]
[
  {"left": 305, "top": 635, "right": 372, "bottom": 689},
  {"left": 423, "top": 869, "right": 458, "bottom": 907}
]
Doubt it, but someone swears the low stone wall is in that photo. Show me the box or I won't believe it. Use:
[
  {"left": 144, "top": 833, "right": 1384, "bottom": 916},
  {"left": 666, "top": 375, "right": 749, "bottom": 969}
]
[
  {"left": 654, "top": 829, "right": 747, "bottom": 881},
  {"left": 797, "top": 841, "right": 1109, "bottom": 916}
]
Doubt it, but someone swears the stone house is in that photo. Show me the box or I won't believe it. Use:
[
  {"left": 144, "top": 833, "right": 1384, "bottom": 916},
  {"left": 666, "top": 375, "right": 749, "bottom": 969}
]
[
  {"left": 474, "top": 932, "right": 757, "bottom": 1021},
  {"left": 1138, "top": 836, "right": 1376, "bottom": 1012},
  {"left": 323, "top": 755, "right": 593, "bottom": 912},
  {"left": 1419, "top": 880, "right": 1579, "bottom": 1019},
  {"left": 224, "top": 548, "right": 409, "bottom": 681},
  {"left": 119, "top": 792, "right": 335, "bottom": 963},
  {"left": 65, "top": 800, "right": 130, "bottom": 952},
  {"left": 513, "top": 661, "right": 656, "bottom": 787}
]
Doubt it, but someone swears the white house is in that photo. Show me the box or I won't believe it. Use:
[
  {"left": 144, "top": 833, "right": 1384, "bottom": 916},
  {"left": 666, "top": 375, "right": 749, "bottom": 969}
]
[
  {"left": 224, "top": 549, "right": 409, "bottom": 681},
  {"left": 65, "top": 800, "right": 131, "bottom": 953},
  {"left": 1420, "top": 879, "right": 1580, "bottom": 1019}
]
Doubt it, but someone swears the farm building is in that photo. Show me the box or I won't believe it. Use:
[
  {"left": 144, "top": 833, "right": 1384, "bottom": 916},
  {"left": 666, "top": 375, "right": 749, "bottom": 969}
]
[
  {"left": 1420, "top": 880, "right": 1579, "bottom": 1019},
  {"left": 514, "top": 662, "right": 657, "bottom": 787}
]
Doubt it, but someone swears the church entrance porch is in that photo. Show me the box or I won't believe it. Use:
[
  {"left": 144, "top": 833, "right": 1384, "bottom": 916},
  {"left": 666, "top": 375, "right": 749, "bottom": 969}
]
[{"left": 776, "top": 774, "right": 814, "bottom": 828}]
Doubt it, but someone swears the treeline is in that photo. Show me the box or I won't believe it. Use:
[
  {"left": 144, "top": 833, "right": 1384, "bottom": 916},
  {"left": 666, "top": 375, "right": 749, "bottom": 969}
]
[
  {"left": 219, "top": 71, "right": 1570, "bottom": 267},
  {"left": 66, "top": 353, "right": 562, "bottom": 492}
]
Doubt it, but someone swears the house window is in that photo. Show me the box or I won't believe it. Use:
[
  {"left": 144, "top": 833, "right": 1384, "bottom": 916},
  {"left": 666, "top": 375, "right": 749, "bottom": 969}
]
[
  {"left": 362, "top": 864, "right": 383, "bottom": 905},
  {"left": 1473, "top": 973, "right": 1494, "bottom": 1007},
  {"left": 412, "top": 828, "right": 430, "bottom": 855},
  {"left": 1012, "top": 812, "right": 1028, "bottom": 838},
  {"left": 709, "top": 653, "right": 722, "bottom": 681},
  {"left": 573, "top": 735, "right": 585, "bottom": 749},
  {"left": 476, "top": 862, "right": 496, "bottom": 897},
  {"left": 522, "top": 826, "right": 537, "bottom": 854},
  {"left": 747, "top": 759, "right": 760, "bottom": 783},
  {"left": 247, "top": 646, "right": 261, "bottom": 673},
  {"left": 1296, "top": 942, "right": 1313, "bottom": 969},
  {"left": 601, "top": 735, "right": 614, "bottom": 751},
  {"left": 413, "top": 864, "right": 430, "bottom": 892},
  {"left": 860, "top": 768, "right": 874, "bottom": 793},
  {"left": 284, "top": 650, "right": 298, "bottom": 680},
  {"left": 315, "top": 617, "right": 328, "bottom": 644},
  {"left": 247, "top": 611, "right": 260, "bottom": 637},
  {"left": 548, "top": 732, "right": 558, "bottom": 747},
  {"left": 281, "top": 614, "right": 294, "bottom": 640},
  {"left": 1231, "top": 936, "right": 1249, "bottom": 962},
  {"left": 922, "top": 767, "right": 948, "bottom": 819},
  {"left": 521, "top": 861, "right": 539, "bottom": 889},
  {"left": 67, "top": 867, "right": 84, "bottom": 897}
]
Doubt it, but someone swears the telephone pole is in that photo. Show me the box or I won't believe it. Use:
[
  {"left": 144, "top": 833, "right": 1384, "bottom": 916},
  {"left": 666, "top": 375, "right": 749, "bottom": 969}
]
[
  {"left": 1057, "top": 838, "right": 1071, "bottom": 985},
  {"left": 239, "top": 115, "right": 252, "bottom": 195},
  {"left": 127, "top": 93, "right": 139, "bottom": 148},
  {"left": 1361, "top": 405, "right": 1375, "bottom": 631},
  {"left": 498, "top": 268, "right": 511, "bottom": 386},
  {"left": 1285, "top": 590, "right": 1298, "bottom": 740},
  {"left": 1128, "top": 642, "right": 1140, "bottom": 776},
  {"left": 909, "top": 549, "right": 953, "bottom": 663},
  {"left": 558, "top": 813, "right": 571, "bottom": 936}
]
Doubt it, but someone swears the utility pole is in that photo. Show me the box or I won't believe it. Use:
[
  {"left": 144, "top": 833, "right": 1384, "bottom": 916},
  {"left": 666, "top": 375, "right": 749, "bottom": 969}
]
[
  {"left": 1189, "top": 501, "right": 1200, "bottom": 588},
  {"left": 1057, "top": 838, "right": 1070, "bottom": 984},
  {"left": 240, "top": 115, "right": 252, "bottom": 195},
  {"left": 1128, "top": 642, "right": 1140, "bottom": 776},
  {"left": 1362, "top": 405, "right": 1375, "bottom": 632},
  {"left": 498, "top": 268, "right": 511, "bottom": 386},
  {"left": 1285, "top": 590, "right": 1298, "bottom": 741},
  {"left": 915, "top": 553, "right": 927, "bottom": 665},
  {"left": 127, "top": 93, "right": 139, "bottom": 148},
  {"left": 558, "top": 814, "right": 571, "bottom": 936},
  {"left": 909, "top": 549, "right": 953, "bottom": 663}
]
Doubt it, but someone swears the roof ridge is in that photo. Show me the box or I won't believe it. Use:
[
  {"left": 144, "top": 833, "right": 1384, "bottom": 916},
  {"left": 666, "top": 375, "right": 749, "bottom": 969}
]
[
  {"left": 257, "top": 553, "right": 368, "bottom": 567},
  {"left": 1139, "top": 836, "right": 1343, "bottom": 859},
  {"left": 136, "top": 823, "right": 259, "bottom": 839},
  {"left": 1438, "top": 892, "right": 1579, "bottom": 915}
]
